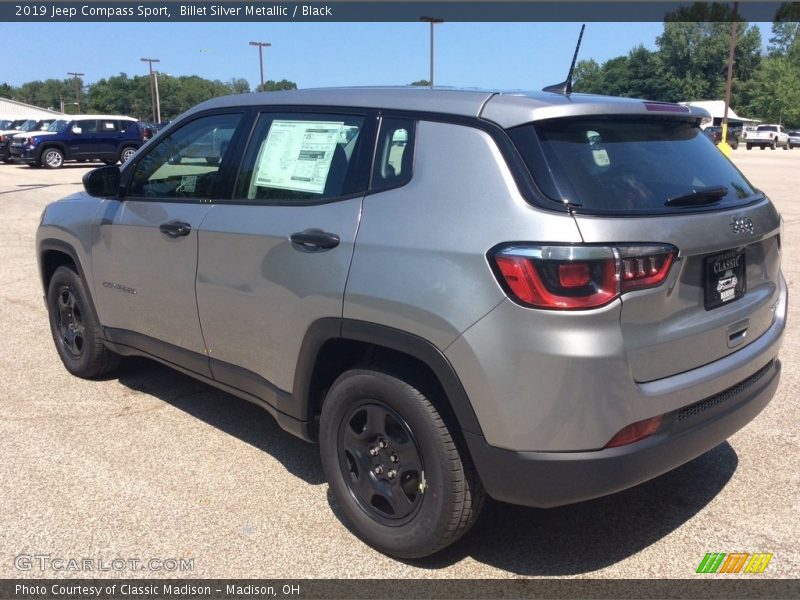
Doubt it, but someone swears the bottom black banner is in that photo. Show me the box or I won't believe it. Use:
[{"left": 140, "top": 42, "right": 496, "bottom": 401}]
[{"left": 2, "top": 579, "right": 800, "bottom": 600}]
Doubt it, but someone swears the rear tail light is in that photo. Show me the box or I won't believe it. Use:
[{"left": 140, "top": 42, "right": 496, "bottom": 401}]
[
  {"left": 492, "top": 244, "right": 676, "bottom": 310},
  {"left": 605, "top": 415, "right": 662, "bottom": 448}
]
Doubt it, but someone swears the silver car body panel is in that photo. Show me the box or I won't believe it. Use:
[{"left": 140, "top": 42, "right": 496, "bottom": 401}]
[
  {"left": 343, "top": 120, "right": 582, "bottom": 350},
  {"left": 91, "top": 199, "right": 212, "bottom": 355},
  {"left": 574, "top": 200, "right": 782, "bottom": 382},
  {"left": 446, "top": 274, "right": 785, "bottom": 451},
  {"left": 195, "top": 199, "right": 363, "bottom": 393}
]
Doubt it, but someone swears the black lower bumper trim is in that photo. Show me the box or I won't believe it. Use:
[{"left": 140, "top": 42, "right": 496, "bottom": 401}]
[{"left": 465, "top": 359, "right": 780, "bottom": 508}]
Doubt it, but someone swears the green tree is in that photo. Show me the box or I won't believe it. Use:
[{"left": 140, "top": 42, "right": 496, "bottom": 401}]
[
  {"left": 227, "top": 78, "right": 251, "bottom": 94},
  {"left": 739, "top": 55, "right": 800, "bottom": 127},
  {"left": 16, "top": 78, "right": 77, "bottom": 112},
  {"left": 256, "top": 79, "right": 297, "bottom": 92},
  {"left": 656, "top": 21, "right": 761, "bottom": 100},
  {"left": 0, "top": 83, "right": 16, "bottom": 98},
  {"left": 410, "top": 79, "right": 431, "bottom": 86}
]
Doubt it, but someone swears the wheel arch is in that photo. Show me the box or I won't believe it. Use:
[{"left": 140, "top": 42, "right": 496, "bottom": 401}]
[
  {"left": 39, "top": 142, "right": 67, "bottom": 157},
  {"left": 289, "top": 318, "right": 485, "bottom": 441},
  {"left": 39, "top": 240, "right": 88, "bottom": 293}
]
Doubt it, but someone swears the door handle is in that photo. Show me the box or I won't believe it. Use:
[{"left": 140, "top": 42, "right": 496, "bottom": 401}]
[
  {"left": 159, "top": 221, "right": 192, "bottom": 238},
  {"left": 290, "top": 229, "right": 340, "bottom": 250}
]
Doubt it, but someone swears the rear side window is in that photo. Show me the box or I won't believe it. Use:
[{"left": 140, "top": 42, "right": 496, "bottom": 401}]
[
  {"left": 371, "top": 117, "right": 415, "bottom": 192},
  {"left": 100, "top": 120, "right": 119, "bottom": 132},
  {"left": 510, "top": 117, "right": 759, "bottom": 214},
  {"left": 235, "top": 113, "right": 367, "bottom": 203}
]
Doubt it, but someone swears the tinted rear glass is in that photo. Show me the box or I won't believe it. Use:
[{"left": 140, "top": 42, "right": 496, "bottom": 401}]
[{"left": 510, "top": 117, "right": 760, "bottom": 214}]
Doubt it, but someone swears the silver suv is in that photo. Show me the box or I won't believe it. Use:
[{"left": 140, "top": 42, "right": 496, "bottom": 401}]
[{"left": 36, "top": 88, "right": 786, "bottom": 559}]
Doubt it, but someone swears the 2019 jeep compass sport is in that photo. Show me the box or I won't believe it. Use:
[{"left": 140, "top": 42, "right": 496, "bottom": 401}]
[{"left": 36, "top": 88, "right": 786, "bottom": 558}]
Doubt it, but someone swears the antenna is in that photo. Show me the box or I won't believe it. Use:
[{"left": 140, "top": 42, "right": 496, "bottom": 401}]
[{"left": 542, "top": 24, "right": 585, "bottom": 95}]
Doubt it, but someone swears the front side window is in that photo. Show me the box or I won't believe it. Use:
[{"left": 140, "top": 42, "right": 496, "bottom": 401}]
[
  {"left": 510, "top": 117, "right": 759, "bottom": 214},
  {"left": 235, "top": 113, "right": 366, "bottom": 202},
  {"left": 75, "top": 120, "right": 98, "bottom": 134},
  {"left": 128, "top": 113, "right": 241, "bottom": 200}
]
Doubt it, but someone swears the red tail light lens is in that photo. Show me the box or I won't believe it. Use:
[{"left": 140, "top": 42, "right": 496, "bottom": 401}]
[
  {"left": 605, "top": 415, "right": 662, "bottom": 448},
  {"left": 492, "top": 244, "right": 676, "bottom": 310}
]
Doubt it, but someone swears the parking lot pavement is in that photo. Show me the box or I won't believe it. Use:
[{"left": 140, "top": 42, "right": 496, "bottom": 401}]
[{"left": 1, "top": 152, "right": 798, "bottom": 579}]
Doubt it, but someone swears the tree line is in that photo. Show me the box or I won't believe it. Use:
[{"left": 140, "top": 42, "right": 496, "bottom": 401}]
[
  {"left": 573, "top": 14, "right": 800, "bottom": 128},
  {"left": 0, "top": 75, "right": 297, "bottom": 122}
]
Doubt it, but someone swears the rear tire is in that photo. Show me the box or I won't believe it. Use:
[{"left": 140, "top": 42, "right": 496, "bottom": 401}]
[
  {"left": 319, "top": 368, "right": 484, "bottom": 559},
  {"left": 120, "top": 146, "right": 137, "bottom": 163},
  {"left": 746, "top": 143, "right": 752, "bottom": 150},
  {"left": 47, "top": 266, "right": 120, "bottom": 378}
]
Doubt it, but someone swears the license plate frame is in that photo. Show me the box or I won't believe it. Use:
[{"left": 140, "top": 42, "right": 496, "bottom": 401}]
[{"left": 704, "top": 249, "right": 746, "bottom": 310}]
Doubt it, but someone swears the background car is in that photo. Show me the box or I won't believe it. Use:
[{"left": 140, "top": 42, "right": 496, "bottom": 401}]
[
  {"left": 11, "top": 115, "right": 143, "bottom": 168},
  {"left": 702, "top": 125, "right": 740, "bottom": 149},
  {"left": 1, "top": 118, "right": 55, "bottom": 163},
  {"left": 788, "top": 130, "right": 800, "bottom": 149}
]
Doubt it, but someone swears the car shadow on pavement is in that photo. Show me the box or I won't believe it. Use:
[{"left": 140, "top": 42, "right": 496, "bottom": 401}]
[
  {"left": 113, "top": 357, "right": 738, "bottom": 575},
  {"left": 409, "top": 441, "right": 738, "bottom": 574},
  {"left": 114, "top": 357, "right": 326, "bottom": 486}
]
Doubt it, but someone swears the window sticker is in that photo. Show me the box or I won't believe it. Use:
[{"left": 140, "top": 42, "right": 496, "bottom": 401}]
[
  {"left": 178, "top": 175, "right": 197, "bottom": 193},
  {"left": 254, "top": 120, "right": 344, "bottom": 194}
]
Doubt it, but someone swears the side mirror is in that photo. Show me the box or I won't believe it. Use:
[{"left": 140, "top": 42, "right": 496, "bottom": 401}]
[
  {"left": 83, "top": 166, "right": 121, "bottom": 198},
  {"left": 71, "top": 126, "right": 82, "bottom": 134}
]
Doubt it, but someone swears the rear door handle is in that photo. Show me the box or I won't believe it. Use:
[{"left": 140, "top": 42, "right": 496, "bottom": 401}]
[
  {"left": 290, "top": 229, "right": 340, "bottom": 250},
  {"left": 159, "top": 221, "right": 192, "bottom": 238}
]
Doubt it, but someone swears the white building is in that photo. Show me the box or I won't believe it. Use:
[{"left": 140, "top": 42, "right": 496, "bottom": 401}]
[
  {"left": 679, "top": 100, "right": 760, "bottom": 129},
  {"left": 0, "top": 97, "right": 64, "bottom": 120}
]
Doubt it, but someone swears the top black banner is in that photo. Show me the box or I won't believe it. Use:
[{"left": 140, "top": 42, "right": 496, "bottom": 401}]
[{"left": 2, "top": 1, "right": 800, "bottom": 22}]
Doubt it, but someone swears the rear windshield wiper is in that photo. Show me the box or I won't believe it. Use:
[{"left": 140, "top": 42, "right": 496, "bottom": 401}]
[{"left": 665, "top": 186, "right": 728, "bottom": 207}]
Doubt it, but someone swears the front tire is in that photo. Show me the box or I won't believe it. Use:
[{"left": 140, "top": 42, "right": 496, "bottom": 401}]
[
  {"left": 47, "top": 266, "right": 120, "bottom": 378},
  {"left": 319, "top": 368, "right": 484, "bottom": 559},
  {"left": 42, "top": 147, "right": 64, "bottom": 169}
]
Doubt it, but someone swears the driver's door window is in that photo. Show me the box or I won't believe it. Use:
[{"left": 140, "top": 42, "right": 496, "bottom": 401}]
[{"left": 128, "top": 113, "right": 241, "bottom": 199}]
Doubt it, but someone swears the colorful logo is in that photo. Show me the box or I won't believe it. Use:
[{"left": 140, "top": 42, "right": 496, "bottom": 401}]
[{"left": 696, "top": 553, "right": 773, "bottom": 574}]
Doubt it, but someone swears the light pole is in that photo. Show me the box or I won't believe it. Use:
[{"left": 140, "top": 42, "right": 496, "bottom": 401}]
[
  {"left": 141, "top": 57, "right": 160, "bottom": 122},
  {"left": 420, "top": 17, "right": 444, "bottom": 87},
  {"left": 67, "top": 72, "right": 84, "bottom": 112},
  {"left": 249, "top": 41, "right": 271, "bottom": 92}
]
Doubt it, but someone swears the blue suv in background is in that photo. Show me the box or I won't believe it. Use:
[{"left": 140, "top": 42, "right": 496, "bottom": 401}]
[{"left": 10, "top": 115, "right": 144, "bottom": 168}]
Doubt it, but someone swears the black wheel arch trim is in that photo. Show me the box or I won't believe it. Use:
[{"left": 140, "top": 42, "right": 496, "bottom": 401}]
[
  {"left": 290, "top": 318, "right": 485, "bottom": 437},
  {"left": 38, "top": 239, "right": 89, "bottom": 295}
]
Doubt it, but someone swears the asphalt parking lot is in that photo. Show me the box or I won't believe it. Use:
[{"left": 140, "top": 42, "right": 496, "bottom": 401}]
[{"left": 1, "top": 151, "right": 798, "bottom": 579}]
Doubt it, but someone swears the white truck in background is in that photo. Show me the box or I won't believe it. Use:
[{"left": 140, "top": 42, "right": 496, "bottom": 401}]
[{"left": 744, "top": 124, "right": 790, "bottom": 150}]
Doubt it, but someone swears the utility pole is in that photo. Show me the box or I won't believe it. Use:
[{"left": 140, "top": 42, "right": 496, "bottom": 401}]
[
  {"left": 420, "top": 17, "right": 444, "bottom": 87},
  {"left": 141, "top": 57, "right": 160, "bottom": 122},
  {"left": 719, "top": 2, "right": 738, "bottom": 157},
  {"left": 249, "top": 41, "right": 271, "bottom": 91},
  {"left": 67, "top": 72, "right": 84, "bottom": 112}
]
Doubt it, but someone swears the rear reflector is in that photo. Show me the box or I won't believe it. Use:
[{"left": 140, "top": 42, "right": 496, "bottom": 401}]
[
  {"left": 492, "top": 244, "right": 677, "bottom": 310},
  {"left": 605, "top": 415, "right": 662, "bottom": 448}
]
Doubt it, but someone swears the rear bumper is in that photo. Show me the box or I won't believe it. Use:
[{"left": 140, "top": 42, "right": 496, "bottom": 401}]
[{"left": 466, "top": 358, "right": 780, "bottom": 508}]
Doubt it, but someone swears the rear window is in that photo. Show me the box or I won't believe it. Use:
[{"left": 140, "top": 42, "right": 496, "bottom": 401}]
[
  {"left": 757, "top": 125, "right": 777, "bottom": 132},
  {"left": 510, "top": 117, "right": 760, "bottom": 215}
]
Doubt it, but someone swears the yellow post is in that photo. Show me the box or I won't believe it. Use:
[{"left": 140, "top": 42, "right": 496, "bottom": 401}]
[{"left": 718, "top": 123, "right": 732, "bottom": 157}]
